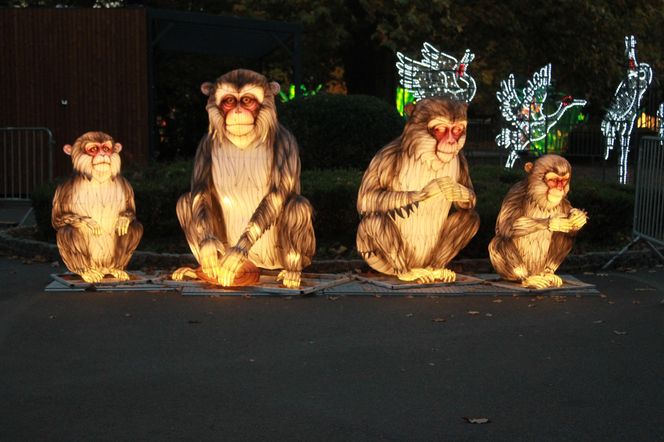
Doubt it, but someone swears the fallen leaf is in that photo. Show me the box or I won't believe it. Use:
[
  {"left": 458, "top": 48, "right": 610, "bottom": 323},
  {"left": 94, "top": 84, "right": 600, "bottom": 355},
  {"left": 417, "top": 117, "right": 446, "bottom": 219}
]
[
  {"left": 593, "top": 320, "right": 604, "bottom": 324},
  {"left": 405, "top": 313, "right": 414, "bottom": 317},
  {"left": 48, "top": 315, "right": 56, "bottom": 320},
  {"left": 492, "top": 299, "right": 503, "bottom": 303},
  {"left": 428, "top": 362, "right": 435, "bottom": 366},
  {"left": 599, "top": 293, "right": 608, "bottom": 299},
  {"left": 528, "top": 304, "right": 536, "bottom": 308},
  {"left": 608, "top": 301, "right": 615, "bottom": 305},
  {"left": 50, "top": 261, "right": 60, "bottom": 268},
  {"left": 485, "top": 313, "right": 493, "bottom": 317},
  {"left": 432, "top": 317, "right": 446, "bottom": 323},
  {"left": 613, "top": 330, "right": 627, "bottom": 335},
  {"left": 327, "top": 296, "right": 339, "bottom": 301},
  {"left": 467, "top": 311, "right": 480, "bottom": 316},
  {"left": 124, "top": 313, "right": 132, "bottom": 318},
  {"left": 635, "top": 288, "right": 655, "bottom": 292},
  {"left": 632, "top": 300, "right": 641, "bottom": 304},
  {"left": 463, "top": 417, "right": 491, "bottom": 424},
  {"left": 583, "top": 271, "right": 594, "bottom": 275},
  {"left": 406, "top": 295, "right": 414, "bottom": 299},
  {"left": 283, "top": 296, "right": 293, "bottom": 300},
  {"left": 596, "top": 273, "right": 608, "bottom": 277}
]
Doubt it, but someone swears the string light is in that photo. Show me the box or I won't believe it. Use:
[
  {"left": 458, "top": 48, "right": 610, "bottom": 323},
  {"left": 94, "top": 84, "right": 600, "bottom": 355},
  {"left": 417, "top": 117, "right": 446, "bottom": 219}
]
[
  {"left": 396, "top": 42, "right": 476, "bottom": 103},
  {"left": 601, "top": 35, "right": 653, "bottom": 184},
  {"left": 496, "top": 64, "right": 586, "bottom": 168}
]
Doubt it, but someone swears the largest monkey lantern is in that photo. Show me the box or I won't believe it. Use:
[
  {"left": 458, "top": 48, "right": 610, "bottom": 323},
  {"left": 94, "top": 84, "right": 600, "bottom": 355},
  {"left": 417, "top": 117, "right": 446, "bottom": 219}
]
[
  {"left": 173, "top": 69, "right": 315, "bottom": 289},
  {"left": 356, "top": 43, "right": 480, "bottom": 283}
]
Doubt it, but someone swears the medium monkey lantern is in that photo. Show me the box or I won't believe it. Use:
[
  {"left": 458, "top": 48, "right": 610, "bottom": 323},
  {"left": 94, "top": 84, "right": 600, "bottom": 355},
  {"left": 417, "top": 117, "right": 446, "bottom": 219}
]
[
  {"left": 52, "top": 131, "right": 143, "bottom": 283},
  {"left": 172, "top": 69, "right": 315, "bottom": 289},
  {"left": 489, "top": 155, "right": 587, "bottom": 289},
  {"left": 356, "top": 43, "right": 480, "bottom": 284}
]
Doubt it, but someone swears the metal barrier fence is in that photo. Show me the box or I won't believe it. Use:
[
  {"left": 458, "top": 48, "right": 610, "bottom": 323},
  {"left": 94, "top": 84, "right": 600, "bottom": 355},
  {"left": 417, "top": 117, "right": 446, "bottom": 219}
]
[
  {"left": 1, "top": 127, "right": 54, "bottom": 200},
  {"left": 603, "top": 135, "right": 664, "bottom": 268}
]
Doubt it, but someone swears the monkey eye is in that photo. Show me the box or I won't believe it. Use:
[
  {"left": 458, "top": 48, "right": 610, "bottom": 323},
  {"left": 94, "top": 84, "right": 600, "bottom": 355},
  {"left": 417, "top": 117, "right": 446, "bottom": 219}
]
[
  {"left": 429, "top": 126, "right": 448, "bottom": 138},
  {"left": 86, "top": 145, "right": 99, "bottom": 154},
  {"left": 452, "top": 125, "right": 465, "bottom": 137},
  {"left": 101, "top": 144, "right": 112, "bottom": 153},
  {"left": 222, "top": 96, "right": 237, "bottom": 106},
  {"left": 241, "top": 96, "right": 256, "bottom": 106}
]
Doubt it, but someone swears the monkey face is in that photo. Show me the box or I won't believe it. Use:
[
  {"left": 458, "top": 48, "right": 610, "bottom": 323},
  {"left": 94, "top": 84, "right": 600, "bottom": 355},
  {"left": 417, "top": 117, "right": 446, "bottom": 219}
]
[
  {"left": 544, "top": 171, "right": 570, "bottom": 204},
  {"left": 525, "top": 155, "right": 571, "bottom": 209},
  {"left": 427, "top": 117, "right": 467, "bottom": 163},
  {"left": 215, "top": 83, "right": 265, "bottom": 148},
  {"left": 65, "top": 132, "right": 122, "bottom": 182}
]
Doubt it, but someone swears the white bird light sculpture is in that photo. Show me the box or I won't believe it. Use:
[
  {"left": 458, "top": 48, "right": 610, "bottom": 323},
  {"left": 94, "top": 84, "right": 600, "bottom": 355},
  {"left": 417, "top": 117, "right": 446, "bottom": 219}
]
[
  {"left": 396, "top": 42, "right": 477, "bottom": 103},
  {"left": 496, "top": 64, "right": 587, "bottom": 168},
  {"left": 601, "top": 35, "right": 653, "bottom": 184}
]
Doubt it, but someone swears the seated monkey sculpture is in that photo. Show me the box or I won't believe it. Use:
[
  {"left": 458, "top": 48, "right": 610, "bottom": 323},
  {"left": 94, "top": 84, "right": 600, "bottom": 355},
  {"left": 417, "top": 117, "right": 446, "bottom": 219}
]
[
  {"left": 356, "top": 98, "right": 479, "bottom": 283},
  {"left": 172, "top": 69, "right": 315, "bottom": 288},
  {"left": 489, "top": 154, "right": 587, "bottom": 289},
  {"left": 52, "top": 131, "right": 143, "bottom": 283}
]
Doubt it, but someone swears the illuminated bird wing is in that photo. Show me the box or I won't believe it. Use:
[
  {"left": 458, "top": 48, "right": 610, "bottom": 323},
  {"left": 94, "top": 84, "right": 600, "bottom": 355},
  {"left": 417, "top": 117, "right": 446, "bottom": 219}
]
[
  {"left": 496, "top": 74, "right": 524, "bottom": 125},
  {"left": 397, "top": 42, "right": 476, "bottom": 102}
]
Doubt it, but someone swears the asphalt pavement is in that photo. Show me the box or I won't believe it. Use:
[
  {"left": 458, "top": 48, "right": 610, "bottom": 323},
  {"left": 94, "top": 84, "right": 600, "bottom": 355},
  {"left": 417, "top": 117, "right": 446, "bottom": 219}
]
[{"left": 1, "top": 253, "right": 663, "bottom": 441}]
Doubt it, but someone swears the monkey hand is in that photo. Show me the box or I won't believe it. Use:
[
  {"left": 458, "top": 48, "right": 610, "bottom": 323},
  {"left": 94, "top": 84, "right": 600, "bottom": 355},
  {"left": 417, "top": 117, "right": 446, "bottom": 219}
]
[
  {"left": 548, "top": 216, "right": 573, "bottom": 233},
  {"left": 277, "top": 270, "right": 302, "bottom": 289},
  {"left": 82, "top": 218, "right": 103, "bottom": 236},
  {"left": 217, "top": 247, "right": 248, "bottom": 287},
  {"left": 432, "top": 176, "right": 471, "bottom": 203},
  {"left": 199, "top": 241, "right": 221, "bottom": 281},
  {"left": 568, "top": 208, "right": 588, "bottom": 231},
  {"left": 115, "top": 216, "right": 131, "bottom": 236}
]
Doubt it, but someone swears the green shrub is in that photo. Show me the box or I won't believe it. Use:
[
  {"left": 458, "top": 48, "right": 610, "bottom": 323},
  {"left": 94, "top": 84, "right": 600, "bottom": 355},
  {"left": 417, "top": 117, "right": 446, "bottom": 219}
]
[{"left": 278, "top": 94, "right": 405, "bottom": 170}]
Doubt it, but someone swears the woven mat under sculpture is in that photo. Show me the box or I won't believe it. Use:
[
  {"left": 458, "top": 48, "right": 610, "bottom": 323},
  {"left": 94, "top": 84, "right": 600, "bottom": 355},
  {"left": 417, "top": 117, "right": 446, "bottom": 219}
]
[{"left": 46, "top": 272, "right": 176, "bottom": 292}]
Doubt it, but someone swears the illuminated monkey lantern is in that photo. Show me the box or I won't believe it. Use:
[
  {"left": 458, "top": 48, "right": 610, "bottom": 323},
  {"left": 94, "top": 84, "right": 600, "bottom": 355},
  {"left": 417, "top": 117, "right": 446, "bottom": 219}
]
[
  {"left": 172, "top": 69, "right": 315, "bottom": 289},
  {"left": 356, "top": 97, "right": 480, "bottom": 283},
  {"left": 52, "top": 132, "right": 143, "bottom": 283},
  {"left": 489, "top": 155, "right": 587, "bottom": 289}
]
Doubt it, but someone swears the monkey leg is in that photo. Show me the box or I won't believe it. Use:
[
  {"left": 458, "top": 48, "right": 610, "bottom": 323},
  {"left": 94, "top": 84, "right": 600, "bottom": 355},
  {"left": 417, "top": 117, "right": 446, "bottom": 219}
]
[
  {"left": 429, "top": 209, "right": 480, "bottom": 281},
  {"left": 56, "top": 226, "right": 101, "bottom": 282},
  {"left": 488, "top": 236, "right": 531, "bottom": 282},
  {"left": 111, "top": 220, "right": 143, "bottom": 280},
  {"left": 172, "top": 192, "right": 227, "bottom": 280},
  {"left": 538, "top": 231, "right": 574, "bottom": 287},
  {"left": 356, "top": 214, "right": 410, "bottom": 276},
  {"left": 275, "top": 195, "right": 316, "bottom": 288}
]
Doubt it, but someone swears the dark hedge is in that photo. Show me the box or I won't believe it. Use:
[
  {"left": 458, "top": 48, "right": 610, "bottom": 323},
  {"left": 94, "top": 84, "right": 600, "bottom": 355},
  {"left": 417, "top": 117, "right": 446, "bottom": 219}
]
[{"left": 31, "top": 163, "right": 633, "bottom": 259}]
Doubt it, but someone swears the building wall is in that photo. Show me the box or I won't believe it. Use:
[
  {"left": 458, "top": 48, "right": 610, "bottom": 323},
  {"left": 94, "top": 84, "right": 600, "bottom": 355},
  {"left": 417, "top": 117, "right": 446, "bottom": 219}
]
[{"left": 0, "top": 8, "right": 150, "bottom": 178}]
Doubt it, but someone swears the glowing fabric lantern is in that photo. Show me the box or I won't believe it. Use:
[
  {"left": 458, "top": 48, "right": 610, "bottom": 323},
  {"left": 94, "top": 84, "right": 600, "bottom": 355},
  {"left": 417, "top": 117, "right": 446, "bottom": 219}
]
[
  {"left": 356, "top": 44, "right": 480, "bottom": 284},
  {"left": 489, "top": 155, "right": 587, "bottom": 289},
  {"left": 496, "top": 64, "right": 587, "bottom": 168},
  {"left": 52, "top": 132, "right": 143, "bottom": 283},
  {"left": 601, "top": 35, "right": 653, "bottom": 184}
]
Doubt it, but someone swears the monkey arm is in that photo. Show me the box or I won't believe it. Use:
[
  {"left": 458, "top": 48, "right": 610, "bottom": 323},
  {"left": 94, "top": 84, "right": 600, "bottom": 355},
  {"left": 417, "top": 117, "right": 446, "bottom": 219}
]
[
  {"left": 495, "top": 182, "right": 548, "bottom": 238},
  {"left": 232, "top": 127, "right": 299, "bottom": 255},
  {"left": 357, "top": 147, "right": 421, "bottom": 217},
  {"left": 51, "top": 181, "right": 84, "bottom": 229},
  {"left": 451, "top": 154, "right": 477, "bottom": 210},
  {"left": 189, "top": 136, "right": 227, "bottom": 251}
]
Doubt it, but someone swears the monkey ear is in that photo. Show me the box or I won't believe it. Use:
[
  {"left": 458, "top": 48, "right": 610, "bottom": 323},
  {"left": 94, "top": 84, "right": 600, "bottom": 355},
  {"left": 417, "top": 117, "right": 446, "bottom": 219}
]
[
  {"left": 269, "top": 81, "right": 281, "bottom": 96},
  {"left": 63, "top": 145, "right": 73, "bottom": 156},
  {"left": 524, "top": 162, "right": 534, "bottom": 174},
  {"left": 404, "top": 102, "right": 416, "bottom": 118},
  {"left": 114, "top": 143, "right": 122, "bottom": 153},
  {"left": 201, "top": 82, "right": 215, "bottom": 96}
]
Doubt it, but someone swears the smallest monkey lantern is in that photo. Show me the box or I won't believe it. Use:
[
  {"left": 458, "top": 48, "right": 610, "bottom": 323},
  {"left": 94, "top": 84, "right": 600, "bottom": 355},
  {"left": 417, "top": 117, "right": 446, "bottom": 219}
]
[
  {"left": 52, "top": 132, "right": 143, "bottom": 283},
  {"left": 488, "top": 155, "right": 587, "bottom": 289}
]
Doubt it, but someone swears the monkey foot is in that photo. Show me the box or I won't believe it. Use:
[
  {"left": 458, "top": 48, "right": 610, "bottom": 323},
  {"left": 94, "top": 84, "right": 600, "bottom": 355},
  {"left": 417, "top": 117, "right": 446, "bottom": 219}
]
[
  {"left": 109, "top": 269, "right": 130, "bottom": 281},
  {"left": 397, "top": 268, "right": 436, "bottom": 284},
  {"left": 277, "top": 270, "right": 302, "bottom": 289},
  {"left": 430, "top": 267, "right": 457, "bottom": 283},
  {"left": 79, "top": 269, "right": 105, "bottom": 283},
  {"left": 171, "top": 267, "right": 198, "bottom": 281},
  {"left": 541, "top": 273, "right": 563, "bottom": 287},
  {"left": 521, "top": 275, "right": 552, "bottom": 290}
]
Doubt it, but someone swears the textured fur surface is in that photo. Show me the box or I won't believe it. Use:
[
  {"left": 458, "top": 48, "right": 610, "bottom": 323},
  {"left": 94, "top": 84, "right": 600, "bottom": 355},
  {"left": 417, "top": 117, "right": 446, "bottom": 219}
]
[
  {"left": 52, "top": 132, "right": 142, "bottom": 281},
  {"left": 175, "top": 69, "right": 315, "bottom": 287},
  {"left": 356, "top": 98, "right": 479, "bottom": 280},
  {"left": 489, "top": 155, "right": 583, "bottom": 285}
]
